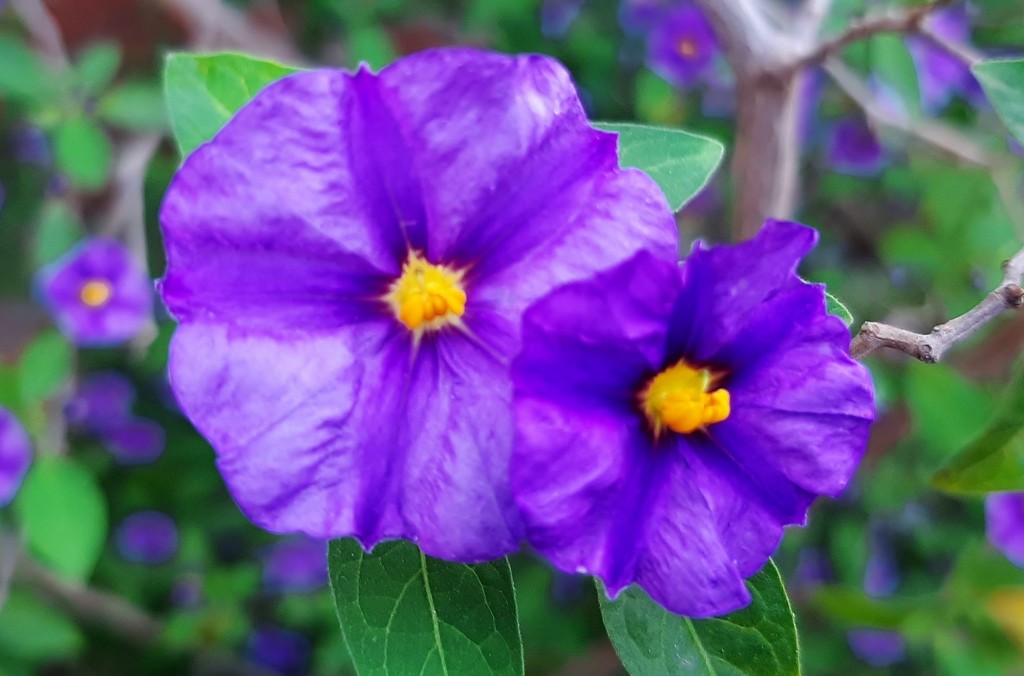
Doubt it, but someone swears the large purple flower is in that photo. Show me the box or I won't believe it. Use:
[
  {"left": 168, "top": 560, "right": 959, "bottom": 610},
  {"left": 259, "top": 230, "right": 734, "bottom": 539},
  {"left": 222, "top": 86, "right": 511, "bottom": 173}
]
[
  {"left": 37, "top": 238, "right": 153, "bottom": 346},
  {"left": 158, "top": 48, "right": 678, "bottom": 562},
  {"left": 986, "top": 492, "right": 1024, "bottom": 567},
  {"left": 511, "top": 221, "right": 874, "bottom": 616},
  {"left": 0, "top": 406, "right": 31, "bottom": 506},
  {"left": 646, "top": 4, "right": 719, "bottom": 88}
]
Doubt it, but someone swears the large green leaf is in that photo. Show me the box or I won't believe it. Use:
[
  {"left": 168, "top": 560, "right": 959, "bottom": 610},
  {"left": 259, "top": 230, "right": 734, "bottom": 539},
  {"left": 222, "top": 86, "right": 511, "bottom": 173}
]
[
  {"left": 933, "top": 359, "right": 1024, "bottom": 494},
  {"left": 328, "top": 538, "right": 523, "bottom": 676},
  {"left": 0, "top": 591, "right": 84, "bottom": 662},
  {"left": 18, "top": 330, "right": 73, "bottom": 405},
  {"left": 0, "top": 33, "right": 54, "bottom": 101},
  {"left": 599, "top": 560, "right": 799, "bottom": 676},
  {"left": 164, "top": 52, "right": 299, "bottom": 157},
  {"left": 595, "top": 122, "right": 724, "bottom": 211},
  {"left": 14, "top": 457, "right": 107, "bottom": 581},
  {"left": 53, "top": 118, "right": 113, "bottom": 190},
  {"left": 974, "top": 58, "right": 1024, "bottom": 145}
]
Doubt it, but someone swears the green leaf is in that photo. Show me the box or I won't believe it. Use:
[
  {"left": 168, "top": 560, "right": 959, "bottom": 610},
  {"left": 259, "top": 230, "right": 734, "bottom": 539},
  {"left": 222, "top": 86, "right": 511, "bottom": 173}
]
[
  {"left": 53, "top": 117, "right": 113, "bottom": 190},
  {"left": 0, "top": 591, "right": 84, "bottom": 661},
  {"left": 347, "top": 25, "right": 397, "bottom": 70},
  {"left": 933, "top": 359, "right": 1024, "bottom": 494},
  {"left": 594, "top": 122, "right": 724, "bottom": 211},
  {"left": 825, "top": 292, "right": 854, "bottom": 327},
  {"left": 812, "top": 586, "right": 933, "bottom": 630},
  {"left": 973, "top": 58, "right": 1024, "bottom": 146},
  {"left": 33, "top": 201, "right": 82, "bottom": 267},
  {"left": 328, "top": 538, "right": 524, "bottom": 676},
  {"left": 98, "top": 81, "right": 168, "bottom": 131},
  {"left": 905, "top": 361, "right": 993, "bottom": 463},
  {"left": 164, "top": 52, "right": 298, "bottom": 157},
  {"left": 0, "top": 33, "right": 54, "bottom": 102},
  {"left": 869, "top": 34, "right": 921, "bottom": 119},
  {"left": 73, "top": 42, "right": 121, "bottom": 96},
  {"left": 15, "top": 457, "right": 107, "bottom": 581},
  {"left": 599, "top": 560, "right": 799, "bottom": 676},
  {"left": 18, "top": 330, "right": 73, "bottom": 405}
]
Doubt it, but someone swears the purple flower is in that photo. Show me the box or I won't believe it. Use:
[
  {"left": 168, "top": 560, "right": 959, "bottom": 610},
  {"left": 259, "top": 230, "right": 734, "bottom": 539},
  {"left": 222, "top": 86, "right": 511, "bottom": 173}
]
[
  {"left": 157, "top": 48, "right": 677, "bottom": 562},
  {"left": 646, "top": 4, "right": 719, "bottom": 88},
  {"left": 262, "top": 536, "right": 328, "bottom": 593},
  {"left": 510, "top": 221, "right": 875, "bottom": 616},
  {"left": 847, "top": 629, "right": 906, "bottom": 667},
  {"left": 827, "top": 118, "right": 885, "bottom": 176},
  {"left": 115, "top": 511, "right": 178, "bottom": 564},
  {"left": 246, "top": 627, "right": 309, "bottom": 676},
  {"left": 620, "top": 0, "right": 674, "bottom": 33},
  {"left": 0, "top": 406, "right": 31, "bottom": 506},
  {"left": 12, "top": 125, "right": 50, "bottom": 166},
  {"left": 65, "top": 372, "right": 135, "bottom": 433},
  {"left": 541, "top": 0, "right": 586, "bottom": 38},
  {"left": 986, "top": 493, "right": 1024, "bottom": 567},
  {"left": 906, "top": 5, "right": 974, "bottom": 113},
  {"left": 37, "top": 238, "right": 153, "bottom": 347},
  {"left": 864, "top": 546, "right": 900, "bottom": 598},
  {"left": 103, "top": 418, "right": 165, "bottom": 465}
]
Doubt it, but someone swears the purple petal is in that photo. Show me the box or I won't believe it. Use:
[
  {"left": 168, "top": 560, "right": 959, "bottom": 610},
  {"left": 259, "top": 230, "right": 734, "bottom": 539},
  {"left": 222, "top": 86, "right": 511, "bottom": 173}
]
[
  {"left": 0, "top": 406, "right": 31, "bottom": 506},
  {"left": 247, "top": 627, "right": 310, "bottom": 675},
  {"left": 986, "top": 492, "right": 1024, "bottom": 568},
  {"left": 36, "top": 238, "right": 153, "bottom": 347},
  {"left": 262, "top": 536, "right": 328, "bottom": 593},
  {"left": 826, "top": 118, "right": 885, "bottom": 176},
  {"left": 848, "top": 629, "right": 906, "bottom": 667},
  {"left": 115, "top": 511, "right": 178, "bottom": 564},
  {"left": 65, "top": 371, "right": 136, "bottom": 433},
  {"left": 102, "top": 418, "right": 165, "bottom": 465}
]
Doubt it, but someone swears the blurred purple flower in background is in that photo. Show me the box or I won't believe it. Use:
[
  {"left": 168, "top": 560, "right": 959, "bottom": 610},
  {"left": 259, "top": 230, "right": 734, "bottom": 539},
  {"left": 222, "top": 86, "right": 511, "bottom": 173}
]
[
  {"left": 511, "top": 222, "right": 875, "bottom": 616},
  {"left": 906, "top": 5, "right": 976, "bottom": 113},
  {"left": 65, "top": 371, "right": 135, "bottom": 433},
  {"left": 115, "top": 511, "right": 178, "bottom": 564},
  {"left": 0, "top": 406, "right": 31, "bottom": 506},
  {"left": 540, "top": 0, "right": 586, "bottom": 38},
  {"left": 37, "top": 238, "right": 153, "bottom": 346},
  {"left": 247, "top": 627, "right": 310, "bottom": 676},
  {"left": 680, "top": 182, "right": 720, "bottom": 219},
  {"left": 646, "top": 4, "right": 719, "bottom": 87},
  {"left": 864, "top": 547, "right": 901, "bottom": 598},
  {"left": 619, "top": 0, "right": 674, "bottom": 33},
  {"left": 827, "top": 118, "right": 886, "bottom": 176},
  {"left": 12, "top": 125, "right": 51, "bottom": 166},
  {"left": 103, "top": 418, "right": 165, "bottom": 465},
  {"left": 848, "top": 629, "right": 907, "bottom": 667},
  {"left": 158, "top": 48, "right": 677, "bottom": 561},
  {"left": 986, "top": 492, "right": 1024, "bottom": 567},
  {"left": 262, "top": 536, "right": 328, "bottom": 594}
]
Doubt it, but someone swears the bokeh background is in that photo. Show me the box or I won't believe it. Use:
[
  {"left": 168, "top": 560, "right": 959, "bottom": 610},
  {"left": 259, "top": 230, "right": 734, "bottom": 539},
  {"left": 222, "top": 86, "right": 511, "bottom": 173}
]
[{"left": 3, "top": 0, "right": 1024, "bottom": 674}]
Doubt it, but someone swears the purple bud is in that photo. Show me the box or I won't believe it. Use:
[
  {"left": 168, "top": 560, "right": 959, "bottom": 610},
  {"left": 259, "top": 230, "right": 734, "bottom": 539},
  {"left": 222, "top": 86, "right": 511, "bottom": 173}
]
[
  {"left": 246, "top": 627, "right": 310, "bottom": 675},
  {"left": 848, "top": 629, "right": 906, "bottom": 667},
  {"left": 65, "top": 371, "right": 136, "bottom": 433},
  {"left": 262, "top": 536, "right": 328, "bottom": 594},
  {"left": 115, "top": 511, "right": 178, "bottom": 564},
  {"left": 102, "top": 418, "right": 165, "bottom": 465},
  {"left": 827, "top": 118, "right": 886, "bottom": 176}
]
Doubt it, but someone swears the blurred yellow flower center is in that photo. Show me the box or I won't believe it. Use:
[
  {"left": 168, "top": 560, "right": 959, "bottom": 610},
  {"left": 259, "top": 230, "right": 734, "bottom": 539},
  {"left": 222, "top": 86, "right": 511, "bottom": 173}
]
[
  {"left": 677, "top": 38, "right": 699, "bottom": 58},
  {"left": 641, "top": 361, "right": 730, "bottom": 436},
  {"left": 79, "top": 279, "right": 113, "bottom": 308},
  {"left": 387, "top": 252, "right": 466, "bottom": 331}
]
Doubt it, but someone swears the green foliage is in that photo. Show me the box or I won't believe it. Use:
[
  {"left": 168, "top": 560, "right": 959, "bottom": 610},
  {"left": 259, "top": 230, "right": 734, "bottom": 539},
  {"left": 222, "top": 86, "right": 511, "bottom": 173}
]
[
  {"left": 328, "top": 538, "right": 524, "bottom": 675},
  {"left": 18, "top": 330, "right": 73, "bottom": 405},
  {"left": 347, "top": 25, "right": 397, "bottom": 70},
  {"left": 0, "top": 591, "right": 84, "bottom": 661},
  {"left": 15, "top": 457, "right": 108, "bottom": 581},
  {"left": 595, "top": 122, "right": 725, "bottom": 211},
  {"left": 933, "top": 359, "right": 1024, "bottom": 494},
  {"left": 32, "top": 201, "right": 82, "bottom": 267},
  {"left": 905, "top": 361, "right": 994, "bottom": 463},
  {"left": 73, "top": 43, "right": 121, "bottom": 96},
  {"left": 869, "top": 34, "right": 921, "bottom": 118},
  {"left": 163, "top": 52, "right": 298, "bottom": 156},
  {"left": 0, "top": 33, "right": 54, "bottom": 102},
  {"left": 974, "top": 58, "right": 1024, "bottom": 145},
  {"left": 98, "top": 82, "right": 169, "bottom": 131},
  {"left": 825, "top": 292, "right": 854, "bottom": 327},
  {"left": 54, "top": 117, "right": 113, "bottom": 190},
  {"left": 598, "top": 561, "right": 799, "bottom": 676}
]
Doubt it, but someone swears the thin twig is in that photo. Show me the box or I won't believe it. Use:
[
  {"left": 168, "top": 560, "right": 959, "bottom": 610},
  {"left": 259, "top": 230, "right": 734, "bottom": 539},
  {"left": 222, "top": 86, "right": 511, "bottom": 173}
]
[
  {"left": 825, "top": 59, "right": 993, "bottom": 167},
  {"left": 851, "top": 247, "right": 1024, "bottom": 361},
  {"left": 788, "top": 0, "right": 953, "bottom": 74}
]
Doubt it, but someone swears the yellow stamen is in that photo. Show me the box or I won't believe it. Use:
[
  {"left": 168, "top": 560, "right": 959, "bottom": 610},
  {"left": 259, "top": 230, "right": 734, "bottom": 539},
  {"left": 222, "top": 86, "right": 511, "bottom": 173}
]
[
  {"left": 677, "top": 38, "right": 698, "bottom": 58},
  {"left": 79, "top": 279, "right": 113, "bottom": 308},
  {"left": 386, "top": 252, "right": 467, "bottom": 331},
  {"left": 641, "top": 360, "right": 730, "bottom": 436}
]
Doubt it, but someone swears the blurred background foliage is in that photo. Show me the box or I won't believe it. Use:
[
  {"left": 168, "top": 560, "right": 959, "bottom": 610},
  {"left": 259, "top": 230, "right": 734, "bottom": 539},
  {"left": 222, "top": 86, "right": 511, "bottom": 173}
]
[{"left": 2, "top": 0, "right": 1024, "bottom": 674}]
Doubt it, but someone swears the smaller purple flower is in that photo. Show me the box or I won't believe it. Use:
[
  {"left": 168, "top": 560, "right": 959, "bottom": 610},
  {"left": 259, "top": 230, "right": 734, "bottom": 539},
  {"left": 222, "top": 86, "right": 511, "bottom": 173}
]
[
  {"left": 793, "top": 547, "right": 832, "bottom": 588},
  {"left": 65, "top": 372, "right": 136, "bottom": 433},
  {"left": 847, "top": 629, "right": 906, "bottom": 667},
  {"left": 103, "top": 418, "right": 165, "bottom": 465},
  {"left": 0, "top": 406, "right": 31, "bottom": 506},
  {"left": 541, "top": 0, "right": 586, "bottom": 38},
  {"left": 262, "top": 536, "right": 328, "bottom": 594},
  {"left": 37, "top": 238, "right": 153, "bottom": 346},
  {"left": 827, "top": 118, "right": 885, "bottom": 176},
  {"left": 986, "top": 493, "right": 1024, "bottom": 568},
  {"left": 115, "top": 511, "right": 178, "bottom": 564},
  {"left": 12, "top": 125, "right": 50, "bottom": 166},
  {"left": 246, "top": 627, "right": 310, "bottom": 676},
  {"left": 864, "top": 549, "right": 900, "bottom": 598},
  {"left": 619, "top": 0, "right": 673, "bottom": 33},
  {"left": 646, "top": 4, "right": 719, "bottom": 88},
  {"left": 906, "top": 5, "right": 974, "bottom": 113}
]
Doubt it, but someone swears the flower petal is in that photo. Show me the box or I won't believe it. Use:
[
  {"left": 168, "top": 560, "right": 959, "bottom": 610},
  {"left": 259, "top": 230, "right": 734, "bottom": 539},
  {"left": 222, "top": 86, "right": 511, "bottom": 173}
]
[
  {"left": 159, "top": 69, "right": 425, "bottom": 329},
  {"left": 169, "top": 320, "right": 519, "bottom": 561},
  {"left": 0, "top": 406, "right": 31, "bottom": 506},
  {"left": 986, "top": 493, "right": 1024, "bottom": 568}
]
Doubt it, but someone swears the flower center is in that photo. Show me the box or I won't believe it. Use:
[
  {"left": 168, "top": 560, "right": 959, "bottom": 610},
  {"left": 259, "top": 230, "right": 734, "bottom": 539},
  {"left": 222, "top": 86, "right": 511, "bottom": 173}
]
[
  {"left": 641, "top": 360, "right": 730, "bottom": 436},
  {"left": 80, "top": 279, "right": 113, "bottom": 308},
  {"left": 677, "top": 38, "right": 699, "bottom": 59},
  {"left": 386, "top": 252, "right": 466, "bottom": 331}
]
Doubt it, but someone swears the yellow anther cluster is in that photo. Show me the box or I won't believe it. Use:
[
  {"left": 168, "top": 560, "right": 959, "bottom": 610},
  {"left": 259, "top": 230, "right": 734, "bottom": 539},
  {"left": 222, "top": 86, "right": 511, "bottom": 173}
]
[
  {"left": 79, "top": 279, "right": 113, "bottom": 308},
  {"left": 641, "top": 361, "right": 730, "bottom": 436},
  {"left": 677, "top": 38, "right": 699, "bottom": 58},
  {"left": 387, "top": 252, "right": 467, "bottom": 331}
]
